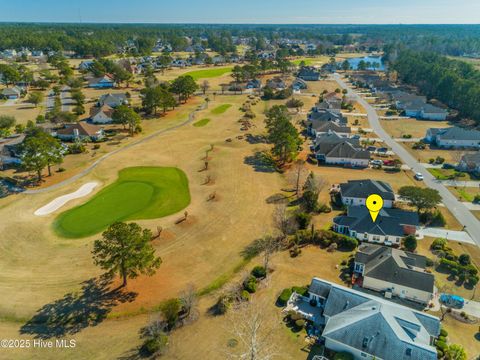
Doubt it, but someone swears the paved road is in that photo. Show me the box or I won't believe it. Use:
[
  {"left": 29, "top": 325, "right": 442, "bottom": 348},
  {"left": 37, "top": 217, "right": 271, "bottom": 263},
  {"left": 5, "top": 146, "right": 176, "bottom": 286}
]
[
  {"left": 333, "top": 73, "right": 480, "bottom": 247},
  {"left": 24, "top": 102, "right": 207, "bottom": 194}
]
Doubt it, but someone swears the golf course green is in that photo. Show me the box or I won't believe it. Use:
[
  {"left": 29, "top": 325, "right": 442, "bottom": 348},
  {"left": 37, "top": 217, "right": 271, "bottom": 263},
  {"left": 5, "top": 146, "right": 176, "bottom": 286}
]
[{"left": 54, "top": 167, "right": 190, "bottom": 238}]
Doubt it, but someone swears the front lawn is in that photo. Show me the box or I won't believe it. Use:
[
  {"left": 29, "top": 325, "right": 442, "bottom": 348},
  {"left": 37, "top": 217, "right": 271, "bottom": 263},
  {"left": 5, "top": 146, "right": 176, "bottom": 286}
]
[
  {"left": 428, "top": 168, "right": 476, "bottom": 181},
  {"left": 54, "top": 167, "right": 190, "bottom": 238}
]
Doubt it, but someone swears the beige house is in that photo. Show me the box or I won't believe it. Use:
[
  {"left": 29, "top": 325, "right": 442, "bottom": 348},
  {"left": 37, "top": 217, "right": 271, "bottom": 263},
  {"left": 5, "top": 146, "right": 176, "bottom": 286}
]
[{"left": 354, "top": 244, "right": 434, "bottom": 304}]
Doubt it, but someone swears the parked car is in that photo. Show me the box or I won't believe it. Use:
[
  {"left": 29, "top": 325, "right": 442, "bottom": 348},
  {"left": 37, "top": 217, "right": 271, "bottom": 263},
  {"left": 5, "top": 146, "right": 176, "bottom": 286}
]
[
  {"left": 370, "top": 159, "right": 383, "bottom": 167},
  {"left": 440, "top": 294, "right": 465, "bottom": 309},
  {"left": 414, "top": 172, "right": 424, "bottom": 181}
]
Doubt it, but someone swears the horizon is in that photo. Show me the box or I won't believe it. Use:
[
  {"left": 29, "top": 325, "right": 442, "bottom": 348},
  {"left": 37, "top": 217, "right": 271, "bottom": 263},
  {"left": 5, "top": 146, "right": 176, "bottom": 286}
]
[{"left": 3, "top": 0, "right": 480, "bottom": 24}]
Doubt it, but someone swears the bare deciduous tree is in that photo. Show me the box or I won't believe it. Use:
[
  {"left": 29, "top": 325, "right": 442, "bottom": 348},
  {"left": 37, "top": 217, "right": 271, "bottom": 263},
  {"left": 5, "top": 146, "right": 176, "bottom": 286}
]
[
  {"left": 179, "top": 284, "right": 199, "bottom": 323},
  {"left": 225, "top": 301, "right": 279, "bottom": 360},
  {"left": 272, "top": 204, "right": 296, "bottom": 242},
  {"left": 201, "top": 80, "right": 210, "bottom": 94},
  {"left": 286, "top": 160, "right": 308, "bottom": 199}
]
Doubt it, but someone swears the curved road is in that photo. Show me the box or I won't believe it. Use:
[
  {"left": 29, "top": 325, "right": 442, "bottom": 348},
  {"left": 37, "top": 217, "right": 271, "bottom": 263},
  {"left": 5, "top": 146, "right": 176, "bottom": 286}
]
[
  {"left": 24, "top": 102, "right": 206, "bottom": 194},
  {"left": 333, "top": 73, "right": 480, "bottom": 247}
]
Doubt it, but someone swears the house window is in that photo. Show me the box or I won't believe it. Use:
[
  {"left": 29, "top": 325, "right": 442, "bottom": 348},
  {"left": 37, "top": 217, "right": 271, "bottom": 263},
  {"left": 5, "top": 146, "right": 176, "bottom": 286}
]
[
  {"left": 363, "top": 233, "right": 368, "bottom": 239},
  {"left": 362, "top": 337, "right": 369, "bottom": 348},
  {"left": 406, "top": 348, "right": 412, "bottom": 356},
  {"left": 372, "top": 235, "right": 380, "bottom": 242}
]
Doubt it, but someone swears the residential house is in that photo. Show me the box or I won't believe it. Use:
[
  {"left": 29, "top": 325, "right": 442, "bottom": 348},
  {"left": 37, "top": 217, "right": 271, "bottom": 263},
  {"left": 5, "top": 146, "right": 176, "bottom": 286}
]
[
  {"left": 457, "top": 152, "right": 480, "bottom": 174},
  {"left": 78, "top": 60, "right": 94, "bottom": 71},
  {"left": 333, "top": 206, "right": 419, "bottom": 246},
  {"left": 90, "top": 104, "right": 115, "bottom": 124},
  {"left": 297, "top": 66, "right": 320, "bottom": 81},
  {"left": 55, "top": 122, "right": 105, "bottom": 142},
  {"left": 88, "top": 75, "right": 115, "bottom": 89},
  {"left": 117, "top": 58, "right": 139, "bottom": 75},
  {"left": 308, "top": 121, "right": 351, "bottom": 138},
  {"left": 98, "top": 93, "right": 128, "bottom": 108},
  {"left": 1, "top": 49, "right": 17, "bottom": 59},
  {"left": 288, "top": 277, "right": 440, "bottom": 360},
  {"left": 308, "top": 109, "right": 347, "bottom": 126},
  {"left": 313, "top": 132, "right": 370, "bottom": 167},
  {"left": 353, "top": 244, "right": 435, "bottom": 304},
  {"left": 0, "top": 134, "right": 25, "bottom": 166},
  {"left": 246, "top": 79, "right": 262, "bottom": 89},
  {"left": 292, "top": 78, "right": 308, "bottom": 91},
  {"left": 1, "top": 87, "right": 22, "bottom": 99},
  {"left": 392, "top": 91, "right": 447, "bottom": 121},
  {"left": 171, "top": 59, "right": 189, "bottom": 68},
  {"left": 266, "top": 77, "right": 286, "bottom": 90},
  {"left": 338, "top": 179, "right": 395, "bottom": 208},
  {"left": 425, "top": 127, "right": 480, "bottom": 149},
  {"left": 312, "top": 97, "right": 342, "bottom": 115}
]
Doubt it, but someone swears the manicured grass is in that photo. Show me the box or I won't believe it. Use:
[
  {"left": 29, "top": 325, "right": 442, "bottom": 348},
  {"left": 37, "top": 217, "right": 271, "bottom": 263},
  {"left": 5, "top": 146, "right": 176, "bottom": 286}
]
[
  {"left": 183, "top": 66, "right": 232, "bottom": 80},
  {"left": 54, "top": 167, "right": 190, "bottom": 238},
  {"left": 428, "top": 168, "right": 475, "bottom": 181},
  {"left": 193, "top": 118, "right": 211, "bottom": 127},
  {"left": 449, "top": 186, "right": 479, "bottom": 202},
  {"left": 211, "top": 104, "right": 232, "bottom": 115}
]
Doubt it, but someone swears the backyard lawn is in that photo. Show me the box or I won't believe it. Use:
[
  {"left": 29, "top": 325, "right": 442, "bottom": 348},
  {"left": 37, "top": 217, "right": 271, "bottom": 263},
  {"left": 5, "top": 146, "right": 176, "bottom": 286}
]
[
  {"left": 54, "top": 167, "right": 190, "bottom": 238},
  {"left": 183, "top": 66, "right": 232, "bottom": 80}
]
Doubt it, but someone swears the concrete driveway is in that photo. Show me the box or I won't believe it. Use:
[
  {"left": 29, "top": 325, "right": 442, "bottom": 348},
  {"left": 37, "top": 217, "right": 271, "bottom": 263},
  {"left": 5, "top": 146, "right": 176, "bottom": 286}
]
[
  {"left": 332, "top": 73, "right": 480, "bottom": 248},
  {"left": 417, "top": 227, "right": 474, "bottom": 245}
]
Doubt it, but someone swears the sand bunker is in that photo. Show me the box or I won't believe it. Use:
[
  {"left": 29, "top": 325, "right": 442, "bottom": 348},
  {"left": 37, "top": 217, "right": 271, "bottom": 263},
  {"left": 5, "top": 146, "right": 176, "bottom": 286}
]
[{"left": 34, "top": 182, "right": 99, "bottom": 216}]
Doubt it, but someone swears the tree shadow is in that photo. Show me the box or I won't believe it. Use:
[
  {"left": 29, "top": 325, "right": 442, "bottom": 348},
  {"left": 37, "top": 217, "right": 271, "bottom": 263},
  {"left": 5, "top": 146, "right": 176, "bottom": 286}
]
[
  {"left": 20, "top": 275, "right": 137, "bottom": 339},
  {"left": 245, "top": 134, "right": 267, "bottom": 144},
  {"left": 244, "top": 152, "right": 277, "bottom": 173}
]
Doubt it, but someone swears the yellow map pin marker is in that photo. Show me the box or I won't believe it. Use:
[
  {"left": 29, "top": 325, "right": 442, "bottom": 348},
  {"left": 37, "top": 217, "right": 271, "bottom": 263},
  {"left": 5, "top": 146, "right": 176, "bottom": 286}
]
[{"left": 366, "top": 194, "right": 383, "bottom": 222}]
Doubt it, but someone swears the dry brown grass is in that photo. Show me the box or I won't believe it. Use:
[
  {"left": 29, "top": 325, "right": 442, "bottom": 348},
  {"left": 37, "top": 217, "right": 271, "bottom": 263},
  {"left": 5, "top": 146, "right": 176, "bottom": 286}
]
[
  {"left": 400, "top": 143, "right": 466, "bottom": 164},
  {"left": 380, "top": 118, "right": 451, "bottom": 138}
]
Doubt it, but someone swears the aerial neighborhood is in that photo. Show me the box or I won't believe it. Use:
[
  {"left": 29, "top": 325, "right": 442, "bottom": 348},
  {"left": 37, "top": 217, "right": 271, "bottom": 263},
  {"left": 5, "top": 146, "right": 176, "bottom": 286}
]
[{"left": 0, "top": 16, "right": 479, "bottom": 360}]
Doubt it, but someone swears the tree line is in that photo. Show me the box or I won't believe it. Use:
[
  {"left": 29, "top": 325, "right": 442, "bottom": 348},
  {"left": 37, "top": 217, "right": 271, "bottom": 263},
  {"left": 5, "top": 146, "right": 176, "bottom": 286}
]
[{"left": 390, "top": 49, "right": 480, "bottom": 123}]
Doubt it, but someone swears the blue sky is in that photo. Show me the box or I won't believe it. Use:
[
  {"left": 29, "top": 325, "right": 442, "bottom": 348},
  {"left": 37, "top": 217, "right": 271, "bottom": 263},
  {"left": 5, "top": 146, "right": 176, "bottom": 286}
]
[{"left": 2, "top": 0, "right": 480, "bottom": 24}]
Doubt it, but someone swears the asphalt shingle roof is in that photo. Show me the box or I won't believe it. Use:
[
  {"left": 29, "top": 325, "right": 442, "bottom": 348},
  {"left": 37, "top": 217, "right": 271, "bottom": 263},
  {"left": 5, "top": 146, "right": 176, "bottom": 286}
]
[
  {"left": 340, "top": 180, "right": 395, "bottom": 201},
  {"left": 334, "top": 206, "right": 419, "bottom": 237},
  {"left": 355, "top": 244, "right": 434, "bottom": 293},
  {"left": 309, "top": 278, "right": 440, "bottom": 360}
]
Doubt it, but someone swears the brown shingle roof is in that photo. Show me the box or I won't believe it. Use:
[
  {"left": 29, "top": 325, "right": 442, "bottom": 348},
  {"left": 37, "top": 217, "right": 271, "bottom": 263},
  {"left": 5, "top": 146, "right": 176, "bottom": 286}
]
[{"left": 57, "top": 122, "right": 102, "bottom": 136}]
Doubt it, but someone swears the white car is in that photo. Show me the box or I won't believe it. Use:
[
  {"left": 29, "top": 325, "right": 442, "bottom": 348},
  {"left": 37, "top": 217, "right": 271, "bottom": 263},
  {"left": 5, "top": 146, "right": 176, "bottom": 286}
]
[{"left": 414, "top": 172, "right": 424, "bottom": 181}]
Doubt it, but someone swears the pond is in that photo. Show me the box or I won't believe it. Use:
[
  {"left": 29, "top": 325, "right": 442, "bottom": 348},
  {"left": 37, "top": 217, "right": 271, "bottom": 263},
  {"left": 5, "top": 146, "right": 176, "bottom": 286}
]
[{"left": 344, "top": 56, "right": 386, "bottom": 71}]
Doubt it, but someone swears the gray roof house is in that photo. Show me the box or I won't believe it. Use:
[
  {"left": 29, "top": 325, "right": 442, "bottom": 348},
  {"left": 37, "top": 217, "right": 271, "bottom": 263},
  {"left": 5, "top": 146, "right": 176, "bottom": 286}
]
[
  {"left": 308, "top": 109, "right": 347, "bottom": 125},
  {"left": 308, "top": 121, "right": 351, "bottom": 138},
  {"left": 288, "top": 277, "right": 440, "bottom": 360},
  {"left": 354, "top": 244, "right": 435, "bottom": 304},
  {"left": 425, "top": 127, "right": 480, "bottom": 149},
  {"left": 1, "top": 87, "right": 22, "bottom": 99},
  {"left": 313, "top": 133, "right": 370, "bottom": 168},
  {"left": 98, "top": 93, "right": 128, "bottom": 108},
  {"left": 339, "top": 179, "right": 395, "bottom": 208},
  {"left": 457, "top": 152, "right": 480, "bottom": 174},
  {"left": 333, "top": 206, "right": 419, "bottom": 246},
  {"left": 297, "top": 66, "right": 320, "bottom": 81}
]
